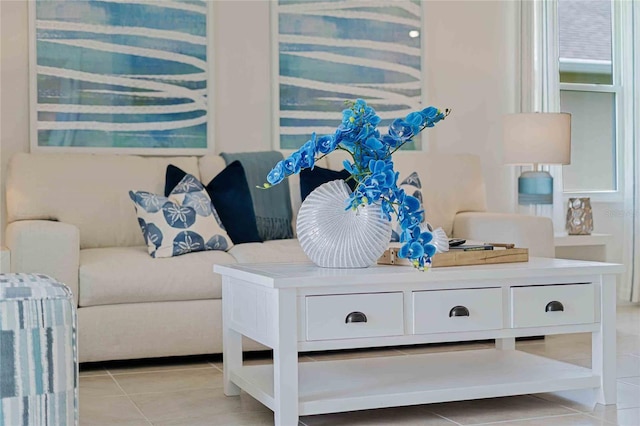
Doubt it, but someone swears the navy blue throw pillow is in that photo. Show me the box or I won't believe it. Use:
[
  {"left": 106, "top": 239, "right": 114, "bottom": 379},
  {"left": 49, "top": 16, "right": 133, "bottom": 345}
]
[
  {"left": 300, "top": 166, "right": 358, "bottom": 202},
  {"left": 165, "top": 162, "right": 262, "bottom": 244}
]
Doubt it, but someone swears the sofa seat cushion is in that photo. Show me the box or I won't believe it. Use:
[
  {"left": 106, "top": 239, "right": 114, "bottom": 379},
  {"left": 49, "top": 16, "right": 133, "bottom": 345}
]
[
  {"left": 79, "top": 246, "right": 237, "bottom": 307},
  {"left": 228, "top": 239, "right": 310, "bottom": 264}
]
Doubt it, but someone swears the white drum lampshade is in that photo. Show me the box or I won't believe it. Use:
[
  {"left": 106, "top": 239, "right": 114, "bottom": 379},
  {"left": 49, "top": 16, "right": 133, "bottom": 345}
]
[{"left": 503, "top": 113, "right": 571, "bottom": 205}]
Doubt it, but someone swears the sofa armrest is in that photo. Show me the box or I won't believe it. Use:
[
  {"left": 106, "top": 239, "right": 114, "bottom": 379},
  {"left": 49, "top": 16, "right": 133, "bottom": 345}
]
[
  {"left": 6, "top": 220, "right": 80, "bottom": 305},
  {"left": 452, "top": 212, "right": 554, "bottom": 258}
]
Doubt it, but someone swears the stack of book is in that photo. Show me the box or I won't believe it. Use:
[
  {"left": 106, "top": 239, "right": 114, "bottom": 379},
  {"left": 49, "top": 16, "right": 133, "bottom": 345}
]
[{"left": 449, "top": 243, "right": 494, "bottom": 251}]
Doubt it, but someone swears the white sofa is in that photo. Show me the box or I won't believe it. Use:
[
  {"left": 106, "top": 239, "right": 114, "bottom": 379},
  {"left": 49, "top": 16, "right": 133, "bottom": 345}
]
[{"left": 5, "top": 152, "right": 554, "bottom": 363}]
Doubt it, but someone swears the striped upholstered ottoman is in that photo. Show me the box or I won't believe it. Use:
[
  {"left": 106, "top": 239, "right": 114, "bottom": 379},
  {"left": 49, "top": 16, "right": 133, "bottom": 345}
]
[{"left": 0, "top": 273, "right": 78, "bottom": 426}]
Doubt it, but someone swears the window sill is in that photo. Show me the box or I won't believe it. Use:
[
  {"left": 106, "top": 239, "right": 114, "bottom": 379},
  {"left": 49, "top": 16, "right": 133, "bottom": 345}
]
[{"left": 562, "top": 190, "right": 622, "bottom": 204}]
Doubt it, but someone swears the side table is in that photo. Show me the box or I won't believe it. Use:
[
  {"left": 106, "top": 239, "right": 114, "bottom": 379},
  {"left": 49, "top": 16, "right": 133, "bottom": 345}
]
[{"left": 555, "top": 233, "right": 612, "bottom": 262}]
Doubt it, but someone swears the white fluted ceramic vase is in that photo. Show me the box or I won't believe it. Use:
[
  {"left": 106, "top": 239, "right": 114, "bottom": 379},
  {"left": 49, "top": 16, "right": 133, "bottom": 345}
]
[{"left": 296, "top": 180, "right": 392, "bottom": 268}]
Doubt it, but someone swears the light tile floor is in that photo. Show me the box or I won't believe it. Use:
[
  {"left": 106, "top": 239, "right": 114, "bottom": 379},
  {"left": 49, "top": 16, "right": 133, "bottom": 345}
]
[{"left": 79, "top": 304, "right": 640, "bottom": 426}]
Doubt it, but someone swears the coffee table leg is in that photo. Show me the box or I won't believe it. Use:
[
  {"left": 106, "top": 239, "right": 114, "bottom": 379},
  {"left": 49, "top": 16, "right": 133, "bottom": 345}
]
[
  {"left": 593, "top": 274, "right": 616, "bottom": 405},
  {"left": 222, "top": 280, "right": 241, "bottom": 396},
  {"left": 496, "top": 288, "right": 515, "bottom": 350},
  {"left": 496, "top": 338, "right": 516, "bottom": 350},
  {"left": 273, "top": 289, "right": 299, "bottom": 425}
]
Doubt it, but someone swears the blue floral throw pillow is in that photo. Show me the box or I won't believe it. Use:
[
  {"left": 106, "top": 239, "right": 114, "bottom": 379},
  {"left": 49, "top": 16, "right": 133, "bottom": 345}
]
[{"left": 129, "top": 174, "right": 233, "bottom": 258}]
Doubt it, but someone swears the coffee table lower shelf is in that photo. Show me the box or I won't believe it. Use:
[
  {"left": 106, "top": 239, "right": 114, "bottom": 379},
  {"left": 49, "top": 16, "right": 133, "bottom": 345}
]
[{"left": 229, "top": 349, "right": 599, "bottom": 416}]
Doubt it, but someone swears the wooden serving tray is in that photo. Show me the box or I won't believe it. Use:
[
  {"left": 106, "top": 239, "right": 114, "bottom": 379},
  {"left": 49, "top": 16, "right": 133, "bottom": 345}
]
[{"left": 378, "top": 245, "right": 529, "bottom": 268}]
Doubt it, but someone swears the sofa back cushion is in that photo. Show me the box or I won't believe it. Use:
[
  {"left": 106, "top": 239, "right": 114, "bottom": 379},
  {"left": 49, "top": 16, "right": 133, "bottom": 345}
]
[
  {"left": 198, "top": 155, "right": 227, "bottom": 183},
  {"left": 326, "top": 152, "right": 487, "bottom": 236},
  {"left": 7, "top": 153, "right": 199, "bottom": 249}
]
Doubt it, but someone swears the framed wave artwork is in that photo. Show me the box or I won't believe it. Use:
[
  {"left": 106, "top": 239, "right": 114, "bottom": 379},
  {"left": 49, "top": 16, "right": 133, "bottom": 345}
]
[
  {"left": 273, "top": 0, "right": 425, "bottom": 151},
  {"left": 29, "top": 0, "right": 212, "bottom": 154}
]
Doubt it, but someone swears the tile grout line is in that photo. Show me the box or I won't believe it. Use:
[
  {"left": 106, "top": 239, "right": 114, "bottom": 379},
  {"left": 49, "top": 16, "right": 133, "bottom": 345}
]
[
  {"left": 304, "top": 350, "right": 408, "bottom": 361},
  {"left": 440, "top": 394, "right": 586, "bottom": 426},
  {"left": 421, "top": 408, "right": 464, "bottom": 425},
  {"left": 619, "top": 377, "right": 640, "bottom": 387},
  {"left": 107, "top": 385, "right": 224, "bottom": 398},
  {"left": 106, "top": 370, "right": 154, "bottom": 425},
  {"left": 78, "top": 372, "right": 110, "bottom": 378},
  {"left": 527, "top": 392, "right": 620, "bottom": 418},
  {"left": 580, "top": 410, "right": 621, "bottom": 425},
  {"left": 210, "top": 356, "right": 315, "bottom": 425},
  {"left": 462, "top": 412, "right": 591, "bottom": 426},
  {"left": 209, "top": 361, "right": 224, "bottom": 373},
  {"left": 531, "top": 394, "right": 609, "bottom": 420},
  {"left": 78, "top": 366, "right": 109, "bottom": 377},
  {"left": 107, "top": 365, "right": 217, "bottom": 377}
]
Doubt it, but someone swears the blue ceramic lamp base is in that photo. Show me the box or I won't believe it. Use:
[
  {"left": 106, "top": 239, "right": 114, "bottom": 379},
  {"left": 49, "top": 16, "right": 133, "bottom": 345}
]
[{"left": 518, "top": 170, "right": 553, "bottom": 205}]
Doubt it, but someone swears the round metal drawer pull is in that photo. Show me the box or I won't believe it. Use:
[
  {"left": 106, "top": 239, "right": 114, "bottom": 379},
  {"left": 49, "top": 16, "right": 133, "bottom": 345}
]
[
  {"left": 545, "top": 301, "right": 564, "bottom": 312},
  {"left": 449, "top": 306, "right": 470, "bottom": 317},
  {"left": 345, "top": 311, "right": 367, "bottom": 323}
]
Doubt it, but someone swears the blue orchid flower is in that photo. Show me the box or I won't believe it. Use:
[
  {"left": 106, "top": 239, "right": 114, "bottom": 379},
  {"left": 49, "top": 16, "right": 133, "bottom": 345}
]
[
  {"left": 416, "top": 231, "right": 433, "bottom": 245},
  {"left": 406, "top": 111, "right": 423, "bottom": 126},
  {"left": 398, "top": 241, "right": 425, "bottom": 259},
  {"left": 299, "top": 136, "right": 316, "bottom": 169},
  {"left": 317, "top": 134, "right": 336, "bottom": 154},
  {"left": 399, "top": 194, "right": 421, "bottom": 213},
  {"left": 422, "top": 107, "right": 447, "bottom": 127},
  {"left": 267, "top": 161, "right": 285, "bottom": 185},
  {"left": 341, "top": 109, "right": 358, "bottom": 130},
  {"left": 421, "top": 106, "right": 439, "bottom": 119},
  {"left": 381, "top": 134, "right": 402, "bottom": 148},
  {"left": 343, "top": 159, "right": 356, "bottom": 174},
  {"left": 424, "top": 243, "right": 437, "bottom": 258},
  {"left": 364, "top": 136, "right": 383, "bottom": 151},
  {"left": 388, "top": 118, "right": 415, "bottom": 143},
  {"left": 381, "top": 200, "right": 395, "bottom": 221},
  {"left": 283, "top": 152, "right": 302, "bottom": 176}
]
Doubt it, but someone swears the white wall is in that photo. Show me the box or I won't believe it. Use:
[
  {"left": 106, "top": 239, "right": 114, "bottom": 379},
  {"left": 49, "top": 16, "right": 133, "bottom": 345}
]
[
  {"left": 592, "top": 201, "right": 625, "bottom": 263},
  {"left": 1, "top": 0, "right": 521, "bottom": 244},
  {"left": 0, "top": 1, "right": 31, "bottom": 245},
  {"left": 424, "top": 0, "right": 518, "bottom": 214},
  {"left": 214, "top": 1, "right": 273, "bottom": 154}
]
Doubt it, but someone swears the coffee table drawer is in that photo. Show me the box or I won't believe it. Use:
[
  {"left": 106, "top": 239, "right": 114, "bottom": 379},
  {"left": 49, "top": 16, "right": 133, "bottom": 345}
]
[
  {"left": 413, "top": 288, "right": 503, "bottom": 334},
  {"left": 511, "top": 283, "right": 595, "bottom": 328},
  {"left": 305, "top": 292, "right": 404, "bottom": 341}
]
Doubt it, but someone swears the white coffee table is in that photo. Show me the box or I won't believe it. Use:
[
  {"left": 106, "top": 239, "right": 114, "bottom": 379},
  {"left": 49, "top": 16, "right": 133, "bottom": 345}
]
[{"left": 214, "top": 257, "right": 622, "bottom": 426}]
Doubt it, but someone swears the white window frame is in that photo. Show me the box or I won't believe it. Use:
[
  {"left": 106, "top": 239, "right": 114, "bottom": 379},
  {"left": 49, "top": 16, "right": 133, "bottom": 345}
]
[{"left": 559, "top": 0, "right": 633, "bottom": 204}]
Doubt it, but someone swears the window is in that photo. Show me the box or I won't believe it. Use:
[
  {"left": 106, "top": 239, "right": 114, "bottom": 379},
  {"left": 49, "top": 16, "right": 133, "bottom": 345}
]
[
  {"left": 558, "top": 0, "right": 619, "bottom": 194},
  {"left": 560, "top": 90, "right": 616, "bottom": 191}
]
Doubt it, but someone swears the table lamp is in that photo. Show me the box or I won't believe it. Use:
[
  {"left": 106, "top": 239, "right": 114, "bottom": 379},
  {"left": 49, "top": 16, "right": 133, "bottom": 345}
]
[{"left": 503, "top": 113, "right": 571, "bottom": 205}]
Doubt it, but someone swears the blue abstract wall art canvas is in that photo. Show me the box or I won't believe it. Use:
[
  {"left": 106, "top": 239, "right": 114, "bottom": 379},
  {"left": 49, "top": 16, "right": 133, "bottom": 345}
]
[
  {"left": 275, "top": 0, "right": 423, "bottom": 150},
  {"left": 32, "top": 0, "right": 210, "bottom": 152}
]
